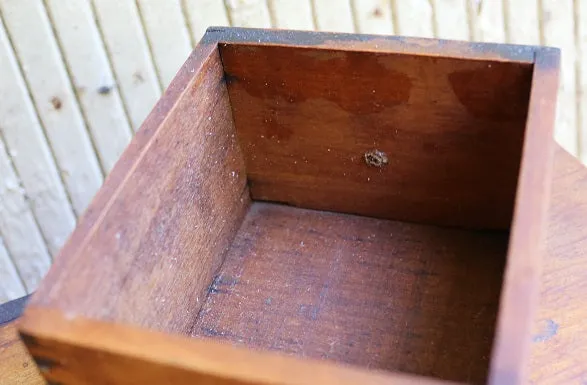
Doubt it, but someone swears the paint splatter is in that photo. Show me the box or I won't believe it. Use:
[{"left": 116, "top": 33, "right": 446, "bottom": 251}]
[{"left": 533, "top": 319, "right": 559, "bottom": 343}]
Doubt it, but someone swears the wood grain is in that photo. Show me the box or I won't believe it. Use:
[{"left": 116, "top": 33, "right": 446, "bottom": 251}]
[
  {"left": 0, "top": 6, "right": 77, "bottom": 257},
  {"left": 20, "top": 28, "right": 558, "bottom": 385},
  {"left": 192, "top": 202, "right": 507, "bottom": 384},
  {"left": 0, "top": 0, "right": 104, "bottom": 215},
  {"left": 44, "top": 0, "right": 134, "bottom": 174},
  {"left": 540, "top": 0, "right": 579, "bottom": 155},
  {"left": 181, "top": 0, "right": 230, "bottom": 43},
  {"left": 221, "top": 43, "right": 532, "bottom": 229},
  {"left": 529, "top": 148, "right": 587, "bottom": 383},
  {"left": 91, "top": 0, "right": 161, "bottom": 130},
  {"left": 7, "top": 146, "right": 587, "bottom": 385},
  {"left": 19, "top": 306, "right": 455, "bottom": 385},
  {"left": 312, "top": 0, "right": 355, "bottom": 33},
  {"left": 28, "top": 43, "right": 250, "bottom": 335},
  {"left": 488, "top": 48, "right": 559, "bottom": 385},
  {"left": 0, "top": 130, "right": 51, "bottom": 293},
  {"left": 136, "top": 0, "right": 193, "bottom": 87},
  {"left": 352, "top": 0, "right": 395, "bottom": 34},
  {"left": 0, "top": 322, "right": 43, "bottom": 385},
  {"left": 0, "top": 236, "right": 26, "bottom": 303}
]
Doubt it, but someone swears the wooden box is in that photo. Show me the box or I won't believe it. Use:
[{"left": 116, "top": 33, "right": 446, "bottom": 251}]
[{"left": 20, "top": 28, "right": 559, "bottom": 385}]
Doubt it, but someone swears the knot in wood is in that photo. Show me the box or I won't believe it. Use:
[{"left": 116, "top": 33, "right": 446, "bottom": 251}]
[{"left": 364, "top": 150, "right": 388, "bottom": 168}]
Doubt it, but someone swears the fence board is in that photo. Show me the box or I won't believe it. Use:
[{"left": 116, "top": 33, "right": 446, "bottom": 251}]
[
  {"left": 312, "top": 0, "right": 355, "bottom": 32},
  {"left": 137, "top": 0, "right": 193, "bottom": 87},
  {"left": 432, "top": 0, "right": 469, "bottom": 40},
  {"left": 0, "top": 0, "right": 103, "bottom": 215},
  {"left": 504, "top": 0, "right": 539, "bottom": 45},
  {"left": 541, "top": 0, "right": 579, "bottom": 155},
  {"left": 469, "top": 0, "right": 506, "bottom": 43},
  {"left": 0, "top": 236, "right": 25, "bottom": 303},
  {"left": 268, "top": 0, "right": 314, "bottom": 30},
  {"left": 182, "top": 0, "right": 231, "bottom": 43},
  {"left": 577, "top": 0, "right": 587, "bottom": 163},
  {"left": 393, "top": 0, "right": 434, "bottom": 38},
  {"left": 353, "top": 0, "right": 394, "bottom": 34},
  {"left": 0, "top": 13, "right": 75, "bottom": 257},
  {"left": 225, "top": 0, "right": 272, "bottom": 28},
  {"left": 0, "top": 136, "right": 52, "bottom": 293},
  {"left": 91, "top": 0, "right": 161, "bottom": 131},
  {"left": 44, "top": 0, "right": 133, "bottom": 173}
]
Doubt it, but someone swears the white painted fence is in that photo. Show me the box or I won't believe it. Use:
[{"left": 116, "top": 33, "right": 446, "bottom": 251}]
[{"left": 0, "top": 0, "right": 585, "bottom": 303}]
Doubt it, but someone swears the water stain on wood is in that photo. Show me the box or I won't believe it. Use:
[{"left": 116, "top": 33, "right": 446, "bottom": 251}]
[
  {"left": 222, "top": 46, "right": 412, "bottom": 116},
  {"left": 448, "top": 63, "right": 532, "bottom": 121}
]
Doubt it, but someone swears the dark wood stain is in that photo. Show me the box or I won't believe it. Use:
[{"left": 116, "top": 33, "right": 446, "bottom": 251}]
[
  {"left": 221, "top": 44, "right": 532, "bottom": 230},
  {"left": 448, "top": 64, "right": 532, "bottom": 121},
  {"left": 224, "top": 46, "right": 412, "bottom": 115}
]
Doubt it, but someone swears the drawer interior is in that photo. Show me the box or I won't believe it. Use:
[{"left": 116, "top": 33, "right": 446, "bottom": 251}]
[
  {"left": 190, "top": 202, "right": 507, "bottom": 384},
  {"left": 27, "top": 37, "right": 539, "bottom": 385}
]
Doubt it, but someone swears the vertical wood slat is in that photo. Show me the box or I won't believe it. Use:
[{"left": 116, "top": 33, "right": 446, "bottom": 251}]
[
  {"left": 432, "top": 0, "right": 469, "bottom": 40},
  {"left": 312, "top": 0, "right": 355, "bottom": 33},
  {"left": 182, "top": 0, "right": 231, "bottom": 43},
  {"left": 0, "top": 14, "right": 75, "bottom": 256},
  {"left": 0, "top": 0, "right": 103, "bottom": 216},
  {"left": 224, "top": 0, "right": 272, "bottom": 28},
  {"left": 44, "top": 0, "right": 134, "bottom": 173},
  {"left": 352, "top": 0, "right": 394, "bottom": 34},
  {"left": 504, "top": 0, "right": 540, "bottom": 45},
  {"left": 136, "top": 0, "right": 193, "bottom": 87},
  {"left": 0, "top": 235, "right": 26, "bottom": 303},
  {"left": 91, "top": 0, "right": 161, "bottom": 131},
  {"left": 469, "top": 0, "right": 506, "bottom": 43},
  {"left": 577, "top": 0, "right": 587, "bottom": 163},
  {"left": 540, "top": 0, "right": 579, "bottom": 155},
  {"left": 267, "top": 0, "right": 314, "bottom": 30},
  {"left": 0, "top": 135, "right": 52, "bottom": 293},
  {"left": 392, "top": 0, "right": 434, "bottom": 38}
]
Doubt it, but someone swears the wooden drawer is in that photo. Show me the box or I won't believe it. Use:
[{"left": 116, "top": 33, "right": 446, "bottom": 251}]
[{"left": 19, "top": 27, "right": 559, "bottom": 385}]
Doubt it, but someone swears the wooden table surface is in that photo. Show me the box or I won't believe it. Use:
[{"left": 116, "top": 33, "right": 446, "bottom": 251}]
[{"left": 2, "top": 145, "right": 587, "bottom": 385}]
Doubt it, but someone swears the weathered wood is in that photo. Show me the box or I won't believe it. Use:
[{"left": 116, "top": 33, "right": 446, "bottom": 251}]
[
  {"left": 0, "top": 136, "right": 51, "bottom": 293},
  {"left": 432, "top": 0, "right": 469, "bottom": 40},
  {"left": 268, "top": 0, "right": 314, "bottom": 30},
  {"left": 136, "top": 0, "right": 193, "bottom": 87},
  {"left": 182, "top": 0, "right": 231, "bottom": 43},
  {"left": 224, "top": 0, "right": 272, "bottom": 28},
  {"left": 504, "top": 0, "right": 539, "bottom": 45},
  {"left": 0, "top": 16, "right": 75, "bottom": 258},
  {"left": 44, "top": 0, "right": 134, "bottom": 173},
  {"left": 540, "top": 0, "right": 579, "bottom": 155},
  {"left": 576, "top": 0, "right": 587, "bottom": 163},
  {"left": 0, "top": 321, "right": 42, "bottom": 385},
  {"left": 0, "top": 237, "right": 25, "bottom": 303},
  {"left": 312, "top": 0, "right": 355, "bottom": 32},
  {"left": 0, "top": 0, "right": 103, "bottom": 215},
  {"left": 352, "top": 0, "right": 394, "bottom": 34},
  {"left": 90, "top": 0, "right": 161, "bottom": 131},
  {"left": 393, "top": 0, "right": 434, "bottom": 37},
  {"left": 469, "top": 0, "right": 506, "bottom": 43}
]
